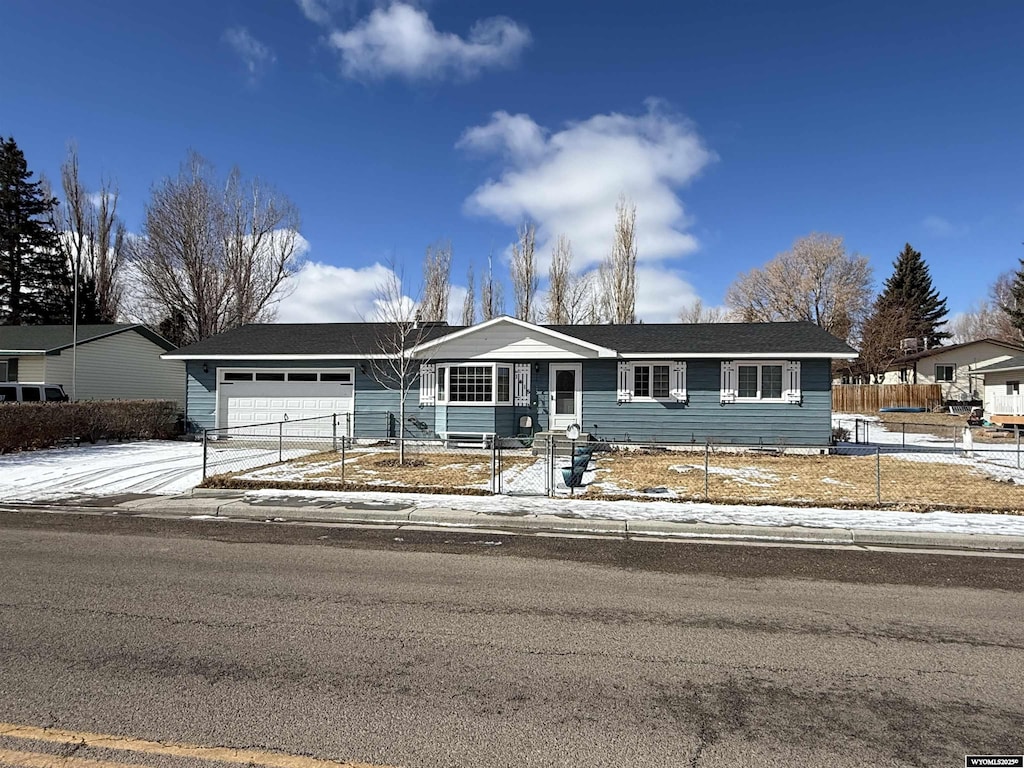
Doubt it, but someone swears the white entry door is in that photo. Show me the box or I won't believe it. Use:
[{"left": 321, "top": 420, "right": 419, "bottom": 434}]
[{"left": 549, "top": 363, "right": 582, "bottom": 432}]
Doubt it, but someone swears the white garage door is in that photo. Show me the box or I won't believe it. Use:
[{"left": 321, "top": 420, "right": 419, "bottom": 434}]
[{"left": 217, "top": 369, "right": 354, "bottom": 436}]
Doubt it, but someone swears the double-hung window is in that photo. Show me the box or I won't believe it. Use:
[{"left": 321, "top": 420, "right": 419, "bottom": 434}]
[
  {"left": 633, "top": 363, "right": 672, "bottom": 400},
  {"left": 435, "top": 363, "right": 513, "bottom": 405},
  {"left": 736, "top": 363, "right": 784, "bottom": 400},
  {"left": 617, "top": 361, "right": 687, "bottom": 402},
  {"left": 721, "top": 360, "right": 799, "bottom": 403}
]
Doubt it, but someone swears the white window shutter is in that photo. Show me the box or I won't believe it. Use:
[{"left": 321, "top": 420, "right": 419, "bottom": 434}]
[
  {"left": 419, "top": 363, "right": 436, "bottom": 405},
  {"left": 720, "top": 361, "right": 736, "bottom": 403},
  {"left": 617, "top": 362, "right": 633, "bottom": 402},
  {"left": 514, "top": 363, "right": 531, "bottom": 406},
  {"left": 784, "top": 361, "right": 802, "bottom": 403},
  {"left": 671, "top": 361, "right": 688, "bottom": 402}
]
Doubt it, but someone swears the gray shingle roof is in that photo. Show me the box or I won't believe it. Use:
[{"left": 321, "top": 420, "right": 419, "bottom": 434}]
[
  {"left": 544, "top": 321, "right": 854, "bottom": 355},
  {"left": 972, "top": 355, "right": 1024, "bottom": 374},
  {"left": 167, "top": 322, "right": 457, "bottom": 356},
  {"left": 167, "top": 319, "right": 854, "bottom": 357},
  {"left": 0, "top": 324, "right": 174, "bottom": 354}
]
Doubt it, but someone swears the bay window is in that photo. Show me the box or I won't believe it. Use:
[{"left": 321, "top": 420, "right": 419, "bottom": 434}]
[{"left": 436, "top": 363, "right": 513, "bottom": 405}]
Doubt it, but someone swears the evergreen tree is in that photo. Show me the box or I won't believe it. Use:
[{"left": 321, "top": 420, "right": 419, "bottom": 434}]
[
  {"left": 872, "top": 243, "right": 949, "bottom": 348},
  {"left": 0, "top": 137, "right": 59, "bottom": 324},
  {"left": 1002, "top": 255, "right": 1024, "bottom": 337}
]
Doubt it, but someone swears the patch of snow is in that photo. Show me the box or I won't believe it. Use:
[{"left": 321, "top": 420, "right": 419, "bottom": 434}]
[{"left": 242, "top": 488, "right": 1024, "bottom": 537}]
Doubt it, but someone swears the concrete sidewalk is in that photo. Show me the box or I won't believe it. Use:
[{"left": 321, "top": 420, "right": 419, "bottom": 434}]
[{"left": 18, "top": 488, "right": 1021, "bottom": 553}]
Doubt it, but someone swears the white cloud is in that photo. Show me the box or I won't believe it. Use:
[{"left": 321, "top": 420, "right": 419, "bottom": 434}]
[
  {"left": 458, "top": 102, "right": 715, "bottom": 273},
  {"left": 328, "top": 3, "right": 530, "bottom": 81},
  {"left": 296, "top": 0, "right": 333, "bottom": 25},
  {"left": 223, "top": 27, "right": 276, "bottom": 82},
  {"left": 276, "top": 261, "right": 418, "bottom": 322},
  {"left": 459, "top": 103, "right": 717, "bottom": 323},
  {"left": 635, "top": 266, "right": 700, "bottom": 323},
  {"left": 922, "top": 215, "right": 967, "bottom": 238}
]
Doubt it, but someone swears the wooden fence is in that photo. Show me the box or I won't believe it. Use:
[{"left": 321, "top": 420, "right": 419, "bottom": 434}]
[{"left": 832, "top": 384, "right": 943, "bottom": 413}]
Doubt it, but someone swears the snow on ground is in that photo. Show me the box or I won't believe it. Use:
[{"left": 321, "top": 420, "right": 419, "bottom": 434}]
[
  {"left": 0, "top": 440, "right": 320, "bottom": 502},
  {"left": 3, "top": 433, "right": 1024, "bottom": 537},
  {"left": 832, "top": 412, "right": 1024, "bottom": 481},
  {"left": 243, "top": 487, "right": 1024, "bottom": 537}
]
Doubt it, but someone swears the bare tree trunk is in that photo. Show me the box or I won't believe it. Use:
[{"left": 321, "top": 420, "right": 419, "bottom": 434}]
[
  {"left": 510, "top": 221, "right": 538, "bottom": 321},
  {"left": 598, "top": 197, "right": 638, "bottom": 324},
  {"left": 461, "top": 263, "right": 476, "bottom": 325},
  {"left": 480, "top": 251, "right": 504, "bottom": 321},
  {"left": 546, "top": 234, "right": 571, "bottom": 324},
  {"left": 420, "top": 240, "right": 452, "bottom": 322}
]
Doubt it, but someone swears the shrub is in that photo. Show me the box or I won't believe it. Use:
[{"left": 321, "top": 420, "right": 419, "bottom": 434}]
[
  {"left": 0, "top": 400, "right": 179, "bottom": 453},
  {"left": 831, "top": 425, "right": 851, "bottom": 444}
]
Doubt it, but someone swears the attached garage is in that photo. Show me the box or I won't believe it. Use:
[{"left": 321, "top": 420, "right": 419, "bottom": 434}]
[{"left": 216, "top": 368, "right": 355, "bottom": 436}]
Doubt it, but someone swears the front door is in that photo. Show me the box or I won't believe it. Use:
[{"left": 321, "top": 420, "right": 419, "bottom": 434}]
[{"left": 549, "top": 363, "right": 582, "bottom": 432}]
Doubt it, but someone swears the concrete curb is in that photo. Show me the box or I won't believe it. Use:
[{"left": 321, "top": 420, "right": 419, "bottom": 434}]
[{"left": 7, "top": 493, "right": 1024, "bottom": 553}]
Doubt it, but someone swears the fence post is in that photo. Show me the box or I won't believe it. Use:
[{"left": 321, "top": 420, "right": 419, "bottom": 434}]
[
  {"left": 876, "top": 446, "right": 881, "bottom": 504},
  {"left": 901, "top": 422, "right": 905, "bottom": 449},
  {"left": 1018, "top": 432, "right": 1021, "bottom": 470},
  {"left": 490, "top": 438, "right": 497, "bottom": 494},
  {"left": 548, "top": 436, "right": 555, "bottom": 497},
  {"left": 278, "top": 421, "right": 283, "bottom": 463},
  {"left": 704, "top": 442, "right": 710, "bottom": 500},
  {"left": 332, "top": 413, "right": 338, "bottom": 452},
  {"left": 341, "top": 436, "right": 346, "bottom": 485},
  {"left": 202, "top": 429, "right": 208, "bottom": 480}
]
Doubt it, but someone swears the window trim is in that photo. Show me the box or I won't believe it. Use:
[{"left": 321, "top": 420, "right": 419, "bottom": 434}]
[
  {"left": 631, "top": 362, "right": 674, "bottom": 402},
  {"left": 617, "top": 361, "right": 687, "bottom": 403},
  {"left": 218, "top": 367, "right": 355, "bottom": 385},
  {"left": 734, "top": 361, "right": 787, "bottom": 403},
  {"left": 435, "top": 362, "right": 513, "bottom": 406},
  {"left": 934, "top": 363, "right": 955, "bottom": 383}
]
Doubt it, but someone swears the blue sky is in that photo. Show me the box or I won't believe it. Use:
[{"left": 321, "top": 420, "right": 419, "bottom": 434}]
[{"left": 2, "top": 0, "right": 1022, "bottom": 324}]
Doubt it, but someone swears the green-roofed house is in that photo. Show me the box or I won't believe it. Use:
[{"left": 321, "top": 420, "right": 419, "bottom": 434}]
[
  {"left": 0, "top": 324, "right": 183, "bottom": 406},
  {"left": 164, "top": 316, "right": 856, "bottom": 448}
]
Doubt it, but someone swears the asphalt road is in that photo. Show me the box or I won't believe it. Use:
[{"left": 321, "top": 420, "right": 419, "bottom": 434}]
[{"left": 1, "top": 510, "right": 1023, "bottom": 767}]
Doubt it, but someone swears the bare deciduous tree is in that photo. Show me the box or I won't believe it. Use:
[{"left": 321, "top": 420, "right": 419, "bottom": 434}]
[
  {"left": 419, "top": 240, "right": 452, "bottom": 322},
  {"left": 855, "top": 300, "right": 915, "bottom": 382},
  {"left": 546, "top": 235, "right": 594, "bottom": 324},
  {"left": 363, "top": 259, "right": 435, "bottom": 464},
  {"left": 948, "top": 271, "right": 1022, "bottom": 344},
  {"left": 128, "top": 151, "right": 302, "bottom": 345},
  {"left": 678, "top": 298, "right": 731, "bottom": 324},
  {"left": 50, "top": 144, "right": 126, "bottom": 322},
  {"left": 597, "top": 197, "right": 638, "bottom": 324},
  {"left": 461, "top": 263, "right": 476, "bottom": 326},
  {"left": 480, "top": 251, "right": 504, "bottom": 321},
  {"left": 509, "top": 221, "right": 538, "bottom": 321},
  {"left": 725, "top": 233, "right": 872, "bottom": 341}
]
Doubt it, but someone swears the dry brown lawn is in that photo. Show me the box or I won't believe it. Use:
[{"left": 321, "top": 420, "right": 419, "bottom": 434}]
[
  {"left": 292, "top": 449, "right": 535, "bottom": 488},
  {"left": 840, "top": 410, "right": 1019, "bottom": 444},
  {"left": 584, "top": 450, "right": 1024, "bottom": 511}
]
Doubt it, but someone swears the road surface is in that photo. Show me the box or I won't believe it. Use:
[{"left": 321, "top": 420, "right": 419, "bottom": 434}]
[{"left": 1, "top": 510, "right": 1022, "bottom": 767}]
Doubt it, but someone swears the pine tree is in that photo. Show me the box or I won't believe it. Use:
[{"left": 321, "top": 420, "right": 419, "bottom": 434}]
[
  {"left": 1002, "top": 256, "right": 1024, "bottom": 337},
  {"left": 872, "top": 243, "right": 949, "bottom": 348},
  {"left": 0, "top": 137, "right": 60, "bottom": 324}
]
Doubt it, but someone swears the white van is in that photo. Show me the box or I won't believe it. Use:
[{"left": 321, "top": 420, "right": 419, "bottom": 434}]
[{"left": 0, "top": 383, "right": 69, "bottom": 403}]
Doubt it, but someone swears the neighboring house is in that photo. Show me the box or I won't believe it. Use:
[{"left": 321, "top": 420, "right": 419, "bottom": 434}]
[
  {"left": 865, "top": 339, "right": 1024, "bottom": 401},
  {"left": 970, "top": 355, "right": 1024, "bottom": 426},
  {"left": 164, "top": 317, "right": 855, "bottom": 447},
  {"left": 0, "top": 324, "right": 184, "bottom": 406}
]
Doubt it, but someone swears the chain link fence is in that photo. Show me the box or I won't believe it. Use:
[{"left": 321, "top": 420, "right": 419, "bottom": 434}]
[{"left": 201, "top": 416, "right": 1024, "bottom": 511}]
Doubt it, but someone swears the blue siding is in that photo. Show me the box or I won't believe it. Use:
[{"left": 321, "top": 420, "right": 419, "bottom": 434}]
[
  {"left": 188, "top": 356, "right": 832, "bottom": 445},
  {"left": 578, "top": 359, "right": 832, "bottom": 446},
  {"left": 185, "top": 359, "right": 432, "bottom": 438}
]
